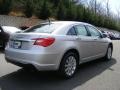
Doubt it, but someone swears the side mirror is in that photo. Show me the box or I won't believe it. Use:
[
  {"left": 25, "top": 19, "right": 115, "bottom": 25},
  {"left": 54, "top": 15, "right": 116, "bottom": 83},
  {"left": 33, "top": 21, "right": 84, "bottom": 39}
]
[{"left": 102, "top": 33, "right": 108, "bottom": 38}]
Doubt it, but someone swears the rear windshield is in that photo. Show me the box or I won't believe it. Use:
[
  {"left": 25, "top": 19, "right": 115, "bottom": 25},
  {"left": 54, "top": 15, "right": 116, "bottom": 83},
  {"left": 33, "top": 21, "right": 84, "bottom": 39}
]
[{"left": 24, "top": 23, "right": 61, "bottom": 33}]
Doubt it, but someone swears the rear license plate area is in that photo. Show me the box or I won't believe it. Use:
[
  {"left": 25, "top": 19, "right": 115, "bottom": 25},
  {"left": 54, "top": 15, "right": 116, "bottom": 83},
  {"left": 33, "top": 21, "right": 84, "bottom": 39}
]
[{"left": 12, "top": 40, "right": 22, "bottom": 49}]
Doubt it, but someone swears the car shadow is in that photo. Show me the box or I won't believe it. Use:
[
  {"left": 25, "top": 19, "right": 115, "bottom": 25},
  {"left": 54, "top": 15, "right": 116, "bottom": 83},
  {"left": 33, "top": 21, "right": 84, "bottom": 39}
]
[{"left": 0, "top": 58, "right": 116, "bottom": 90}]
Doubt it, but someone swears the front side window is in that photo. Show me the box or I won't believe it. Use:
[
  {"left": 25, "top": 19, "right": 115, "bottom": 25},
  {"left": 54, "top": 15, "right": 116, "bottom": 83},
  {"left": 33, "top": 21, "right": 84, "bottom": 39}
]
[
  {"left": 75, "top": 25, "right": 88, "bottom": 36},
  {"left": 87, "top": 26, "right": 101, "bottom": 37}
]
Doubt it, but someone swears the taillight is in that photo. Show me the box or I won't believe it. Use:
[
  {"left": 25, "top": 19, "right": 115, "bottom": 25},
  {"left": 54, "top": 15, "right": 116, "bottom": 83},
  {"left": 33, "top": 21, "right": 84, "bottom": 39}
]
[{"left": 32, "top": 37, "right": 55, "bottom": 47}]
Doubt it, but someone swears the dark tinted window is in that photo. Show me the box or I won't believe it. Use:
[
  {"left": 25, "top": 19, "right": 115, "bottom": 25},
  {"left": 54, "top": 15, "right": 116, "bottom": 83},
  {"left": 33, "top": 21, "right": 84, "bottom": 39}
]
[
  {"left": 67, "top": 27, "right": 77, "bottom": 35},
  {"left": 75, "top": 25, "right": 88, "bottom": 36}
]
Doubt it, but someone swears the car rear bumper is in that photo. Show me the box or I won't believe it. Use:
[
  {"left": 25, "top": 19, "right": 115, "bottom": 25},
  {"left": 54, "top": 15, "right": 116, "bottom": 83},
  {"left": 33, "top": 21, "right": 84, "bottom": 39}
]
[{"left": 5, "top": 48, "right": 60, "bottom": 71}]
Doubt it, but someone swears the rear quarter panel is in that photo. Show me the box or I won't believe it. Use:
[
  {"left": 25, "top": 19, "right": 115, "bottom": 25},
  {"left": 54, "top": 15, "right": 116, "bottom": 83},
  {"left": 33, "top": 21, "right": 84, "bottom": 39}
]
[{"left": 48, "top": 35, "right": 80, "bottom": 69}]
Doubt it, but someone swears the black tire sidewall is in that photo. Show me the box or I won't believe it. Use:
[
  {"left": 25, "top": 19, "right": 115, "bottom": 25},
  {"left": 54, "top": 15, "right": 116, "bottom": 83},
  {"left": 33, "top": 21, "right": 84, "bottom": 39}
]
[
  {"left": 59, "top": 52, "right": 78, "bottom": 78},
  {"left": 105, "top": 46, "right": 112, "bottom": 60}
]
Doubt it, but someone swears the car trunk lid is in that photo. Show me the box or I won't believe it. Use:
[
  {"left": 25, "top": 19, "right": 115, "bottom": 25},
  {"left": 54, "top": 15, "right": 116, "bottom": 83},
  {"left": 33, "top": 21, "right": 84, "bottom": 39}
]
[{"left": 9, "top": 33, "right": 50, "bottom": 50}]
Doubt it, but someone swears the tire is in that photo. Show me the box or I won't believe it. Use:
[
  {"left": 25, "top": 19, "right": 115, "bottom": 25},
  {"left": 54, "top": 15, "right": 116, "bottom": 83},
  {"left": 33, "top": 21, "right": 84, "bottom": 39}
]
[
  {"left": 104, "top": 46, "right": 112, "bottom": 60},
  {"left": 0, "top": 41, "right": 7, "bottom": 50},
  {"left": 2, "top": 42, "right": 7, "bottom": 49},
  {"left": 59, "top": 52, "right": 78, "bottom": 78}
]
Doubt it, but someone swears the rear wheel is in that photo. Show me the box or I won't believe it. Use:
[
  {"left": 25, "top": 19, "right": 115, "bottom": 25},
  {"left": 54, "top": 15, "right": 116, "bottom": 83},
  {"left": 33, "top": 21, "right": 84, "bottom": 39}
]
[
  {"left": 104, "top": 46, "right": 112, "bottom": 60},
  {"left": 59, "top": 52, "right": 78, "bottom": 78},
  {"left": 2, "top": 42, "right": 7, "bottom": 49},
  {"left": 0, "top": 41, "right": 6, "bottom": 50}
]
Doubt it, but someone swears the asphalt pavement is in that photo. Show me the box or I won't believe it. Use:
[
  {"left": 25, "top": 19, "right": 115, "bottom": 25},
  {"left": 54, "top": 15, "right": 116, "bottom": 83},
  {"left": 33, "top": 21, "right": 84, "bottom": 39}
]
[{"left": 0, "top": 41, "right": 120, "bottom": 90}]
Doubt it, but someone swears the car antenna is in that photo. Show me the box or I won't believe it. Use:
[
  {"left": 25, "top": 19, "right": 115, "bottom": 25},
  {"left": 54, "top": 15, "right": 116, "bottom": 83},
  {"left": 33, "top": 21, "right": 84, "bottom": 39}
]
[{"left": 48, "top": 18, "right": 51, "bottom": 25}]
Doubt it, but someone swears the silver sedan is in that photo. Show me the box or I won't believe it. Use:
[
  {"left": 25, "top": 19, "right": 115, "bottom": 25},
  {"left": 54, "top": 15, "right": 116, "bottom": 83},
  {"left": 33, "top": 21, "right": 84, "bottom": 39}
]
[{"left": 5, "top": 21, "right": 113, "bottom": 78}]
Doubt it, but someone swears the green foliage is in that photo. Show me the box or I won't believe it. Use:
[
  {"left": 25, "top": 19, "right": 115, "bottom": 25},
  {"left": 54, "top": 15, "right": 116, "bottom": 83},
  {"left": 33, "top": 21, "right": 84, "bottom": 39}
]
[
  {"left": 65, "top": 1, "right": 77, "bottom": 20},
  {"left": 57, "top": 0, "right": 66, "bottom": 20},
  {"left": 24, "top": 0, "right": 34, "bottom": 18},
  {"left": 0, "top": 0, "right": 13, "bottom": 14},
  {"left": 49, "top": 0, "right": 60, "bottom": 7},
  {"left": 0, "top": 0, "right": 120, "bottom": 31},
  {"left": 76, "top": 5, "right": 84, "bottom": 21},
  {"left": 35, "top": 0, "right": 51, "bottom": 20}
]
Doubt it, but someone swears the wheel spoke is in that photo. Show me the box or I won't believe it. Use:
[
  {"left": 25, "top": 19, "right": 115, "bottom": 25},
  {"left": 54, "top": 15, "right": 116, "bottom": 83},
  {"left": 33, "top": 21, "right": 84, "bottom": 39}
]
[{"left": 65, "top": 56, "right": 77, "bottom": 76}]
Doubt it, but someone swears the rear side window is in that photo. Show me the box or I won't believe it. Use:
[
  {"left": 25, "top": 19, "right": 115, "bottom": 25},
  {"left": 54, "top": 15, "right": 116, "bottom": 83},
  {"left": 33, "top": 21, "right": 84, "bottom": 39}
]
[
  {"left": 75, "top": 25, "right": 88, "bottom": 36},
  {"left": 67, "top": 27, "right": 77, "bottom": 35},
  {"left": 24, "top": 23, "right": 62, "bottom": 33}
]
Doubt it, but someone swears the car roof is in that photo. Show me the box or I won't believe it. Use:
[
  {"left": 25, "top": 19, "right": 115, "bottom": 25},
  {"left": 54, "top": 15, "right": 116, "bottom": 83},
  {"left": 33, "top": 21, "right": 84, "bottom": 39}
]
[
  {"left": 40, "top": 21, "right": 92, "bottom": 26},
  {"left": 51, "top": 21, "right": 92, "bottom": 26}
]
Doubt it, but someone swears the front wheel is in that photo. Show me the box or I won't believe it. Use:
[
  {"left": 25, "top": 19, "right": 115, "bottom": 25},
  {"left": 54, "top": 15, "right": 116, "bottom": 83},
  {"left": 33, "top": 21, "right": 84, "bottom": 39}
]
[
  {"left": 104, "top": 46, "right": 112, "bottom": 60},
  {"left": 59, "top": 52, "right": 78, "bottom": 78}
]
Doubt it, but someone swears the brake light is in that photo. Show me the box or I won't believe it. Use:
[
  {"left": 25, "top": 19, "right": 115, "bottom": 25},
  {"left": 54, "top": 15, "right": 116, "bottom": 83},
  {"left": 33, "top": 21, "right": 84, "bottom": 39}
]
[{"left": 32, "top": 37, "right": 55, "bottom": 47}]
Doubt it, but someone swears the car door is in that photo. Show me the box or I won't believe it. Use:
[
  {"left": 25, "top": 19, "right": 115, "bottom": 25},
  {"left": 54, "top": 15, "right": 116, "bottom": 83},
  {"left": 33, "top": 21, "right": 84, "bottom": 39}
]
[
  {"left": 86, "top": 25, "right": 107, "bottom": 58},
  {"left": 74, "top": 25, "right": 95, "bottom": 62}
]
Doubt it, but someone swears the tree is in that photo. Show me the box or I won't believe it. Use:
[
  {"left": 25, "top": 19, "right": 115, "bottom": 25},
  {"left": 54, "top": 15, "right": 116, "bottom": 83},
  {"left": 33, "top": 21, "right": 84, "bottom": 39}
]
[
  {"left": 76, "top": 5, "right": 84, "bottom": 21},
  {"left": 0, "top": 0, "right": 13, "bottom": 14},
  {"left": 1, "top": 0, "right": 120, "bottom": 31},
  {"left": 49, "top": 0, "right": 60, "bottom": 7},
  {"left": 36, "top": 0, "right": 51, "bottom": 19},
  {"left": 65, "top": 1, "right": 77, "bottom": 20},
  {"left": 106, "top": 0, "right": 111, "bottom": 17},
  {"left": 57, "top": 0, "right": 66, "bottom": 20},
  {"left": 88, "top": 0, "right": 97, "bottom": 14},
  {"left": 24, "top": 0, "right": 34, "bottom": 18}
]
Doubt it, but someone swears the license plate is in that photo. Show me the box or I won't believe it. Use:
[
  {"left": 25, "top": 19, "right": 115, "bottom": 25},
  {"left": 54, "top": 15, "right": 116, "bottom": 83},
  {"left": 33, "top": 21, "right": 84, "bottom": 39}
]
[{"left": 13, "top": 41, "right": 22, "bottom": 49}]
